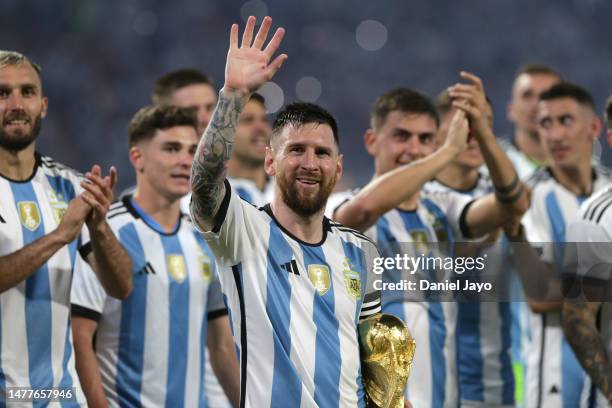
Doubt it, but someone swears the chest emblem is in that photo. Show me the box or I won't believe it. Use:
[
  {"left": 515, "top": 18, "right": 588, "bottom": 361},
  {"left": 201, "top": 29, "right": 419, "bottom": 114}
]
[
  {"left": 167, "top": 254, "right": 187, "bottom": 283},
  {"left": 199, "top": 252, "right": 212, "bottom": 282},
  {"left": 342, "top": 257, "right": 362, "bottom": 300},
  {"left": 18, "top": 201, "right": 41, "bottom": 231},
  {"left": 409, "top": 230, "right": 430, "bottom": 255},
  {"left": 308, "top": 264, "right": 331, "bottom": 296}
]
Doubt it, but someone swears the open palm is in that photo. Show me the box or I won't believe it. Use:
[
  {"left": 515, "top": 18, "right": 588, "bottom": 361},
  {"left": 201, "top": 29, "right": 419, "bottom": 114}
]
[{"left": 225, "top": 16, "right": 288, "bottom": 94}]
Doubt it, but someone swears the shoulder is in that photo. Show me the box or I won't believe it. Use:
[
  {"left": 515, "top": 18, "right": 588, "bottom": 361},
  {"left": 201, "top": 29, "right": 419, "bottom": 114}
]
[
  {"left": 525, "top": 167, "right": 552, "bottom": 189},
  {"left": 39, "top": 155, "right": 84, "bottom": 181},
  {"left": 328, "top": 218, "right": 378, "bottom": 250},
  {"left": 579, "top": 186, "right": 612, "bottom": 225},
  {"left": 106, "top": 198, "right": 137, "bottom": 229}
]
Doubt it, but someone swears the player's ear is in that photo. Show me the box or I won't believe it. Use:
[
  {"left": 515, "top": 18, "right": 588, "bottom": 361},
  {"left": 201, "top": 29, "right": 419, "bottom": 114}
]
[
  {"left": 40, "top": 96, "right": 49, "bottom": 119},
  {"left": 589, "top": 116, "right": 603, "bottom": 142},
  {"left": 335, "top": 153, "right": 343, "bottom": 183},
  {"left": 607, "top": 129, "right": 612, "bottom": 147},
  {"left": 364, "top": 129, "right": 377, "bottom": 156},
  {"left": 129, "top": 145, "right": 144, "bottom": 172},
  {"left": 264, "top": 146, "right": 276, "bottom": 176}
]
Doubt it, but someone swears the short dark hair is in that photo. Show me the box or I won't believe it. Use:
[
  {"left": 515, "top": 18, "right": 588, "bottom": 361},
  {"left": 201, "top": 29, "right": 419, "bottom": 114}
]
[
  {"left": 152, "top": 69, "right": 214, "bottom": 105},
  {"left": 0, "top": 50, "right": 42, "bottom": 83},
  {"left": 128, "top": 105, "right": 198, "bottom": 146},
  {"left": 272, "top": 102, "right": 339, "bottom": 147},
  {"left": 515, "top": 63, "right": 562, "bottom": 80},
  {"left": 249, "top": 92, "right": 266, "bottom": 107},
  {"left": 371, "top": 88, "right": 439, "bottom": 130},
  {"left": 605, "top": 95, "right": 612, "bottom": 130},
  {"left": 539, "top": 82, "right": 595, "bottom": 113}
]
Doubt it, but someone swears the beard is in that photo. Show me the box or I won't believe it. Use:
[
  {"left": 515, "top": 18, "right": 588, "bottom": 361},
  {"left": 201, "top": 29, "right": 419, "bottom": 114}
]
[
  {"left": 277, "top": 170, "right": 336, "bottom": 217},
  {"left": 0, "top": 111, "right": 42, "bottom": 151}
]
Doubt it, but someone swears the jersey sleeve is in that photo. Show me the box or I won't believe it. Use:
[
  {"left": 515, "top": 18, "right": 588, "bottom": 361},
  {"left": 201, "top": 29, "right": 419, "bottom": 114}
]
[
  {"left": 425, "top": 190, "right": 475, "bottom": 240},
  {"left": 359, "top": 240, "right": 382, "bottom": 321},
  {"left": 206, "top": 266, "right": 228, "bottom": 319},
  {"left": 71, "top": 252, "right": 108, "bottom": 321},
  {"left": 325, "top": 190, "right": 354, "bottom": 219},
  {"left": 191, "top": 179, "right": 261, "bottom": 267}
]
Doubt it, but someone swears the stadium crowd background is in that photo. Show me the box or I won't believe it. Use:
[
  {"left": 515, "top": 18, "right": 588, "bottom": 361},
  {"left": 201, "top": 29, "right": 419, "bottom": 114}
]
[{"left": 3, "top": 0, "right": 612, "bottom": 190}]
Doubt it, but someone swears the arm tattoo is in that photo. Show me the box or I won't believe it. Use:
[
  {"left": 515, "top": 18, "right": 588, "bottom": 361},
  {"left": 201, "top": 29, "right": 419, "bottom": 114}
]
[
  {"left": 562, "top": 301, "right": 612, "bottom": 400},
  {"left": 191, "top": 90, "right": 246, "bottom": 223}
]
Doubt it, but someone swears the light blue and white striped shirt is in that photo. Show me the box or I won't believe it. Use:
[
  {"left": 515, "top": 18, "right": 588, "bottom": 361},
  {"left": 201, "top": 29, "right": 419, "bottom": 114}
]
[
  {"left": 0, "top": 154, "right": 88, "bottom": 407},
  {"left": 196, "top": 180, "right": 381, "bottom": 408},
  {"left": 71, "top": 196, "right": 226, "bottom": 408}
]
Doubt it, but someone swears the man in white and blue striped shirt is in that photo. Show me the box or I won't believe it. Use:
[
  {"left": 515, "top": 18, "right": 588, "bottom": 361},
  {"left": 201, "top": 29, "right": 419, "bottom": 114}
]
[
  {"left": 71, "top": 105, "right": 239, "bottom": 407},
  {"left": 0, "top": 50, "right": 132, "bottom": 407},
  {"left": 330, "top": 75, "right": 528, "bottom": 408},
  {"left": 509, "top": 82, "right": 612, "bottom": 407},
  {"left": 190, "top": 17, "right": 384, "bottom": 407}
]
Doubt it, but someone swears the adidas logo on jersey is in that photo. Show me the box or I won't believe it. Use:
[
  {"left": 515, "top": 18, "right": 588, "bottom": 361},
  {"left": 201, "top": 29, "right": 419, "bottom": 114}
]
[
  {"left": 280, "top": 259, "right": 299, "bottom": 275},
  {"left": 137, "top": 262, "right": 156, "bottom": 276},
  {"left": 549, "top": 385, "right": 560, "bottom": 394}
]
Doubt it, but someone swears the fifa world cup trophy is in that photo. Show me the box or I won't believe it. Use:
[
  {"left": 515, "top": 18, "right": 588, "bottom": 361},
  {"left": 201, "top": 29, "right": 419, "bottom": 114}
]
[{"left": 359, "top": 314, "right": 416, "bottom": 408}]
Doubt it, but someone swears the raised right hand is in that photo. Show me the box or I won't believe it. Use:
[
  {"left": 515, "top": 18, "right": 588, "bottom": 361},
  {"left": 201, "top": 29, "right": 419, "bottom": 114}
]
[
  {"left": 55, "top": 195, "right": 90, "bottom": 244},
  {"left": 443, "top": 109, "right": 469, "bottom": 155},
  {"left": 224, "top": 16, "right": 288, "bottom": 95}
]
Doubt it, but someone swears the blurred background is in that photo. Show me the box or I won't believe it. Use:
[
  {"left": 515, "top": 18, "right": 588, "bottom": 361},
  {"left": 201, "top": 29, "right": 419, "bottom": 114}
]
[{"left": 3, "top": 0, "right": 611, "bottom": 190}]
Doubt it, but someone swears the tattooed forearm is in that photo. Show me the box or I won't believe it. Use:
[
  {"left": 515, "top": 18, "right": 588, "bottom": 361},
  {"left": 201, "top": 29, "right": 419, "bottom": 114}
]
[
  {"left": 191, "top": 89, "right": 248, "bottom": 223},
  {"left": 562, "top": 301, "right": 612, "bottom": 401}
]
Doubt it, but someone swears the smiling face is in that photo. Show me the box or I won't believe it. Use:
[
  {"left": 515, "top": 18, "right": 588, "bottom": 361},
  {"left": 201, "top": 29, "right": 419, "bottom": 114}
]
[
  {"left": 232, "top": 99, "right": 271, "bottom": 166},
  {"left": 366, "top": 110, "right": 438, "bottom": 176},
  {"left": 0, "top": 62, "right": 47, "bottom": 151},
  {"left": 131, "top": 125, "right": 198, "bottom": 200},
  {"left": 266, "top": 122, "right": 342, "bottom": 217},
  {"left": 537, "top": 97, "right": 600, "bottom": 170}
]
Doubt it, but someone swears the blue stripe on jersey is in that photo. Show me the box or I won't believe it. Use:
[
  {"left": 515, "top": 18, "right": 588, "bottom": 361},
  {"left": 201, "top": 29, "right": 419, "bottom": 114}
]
[
  {"left": 428, "top": 302, "right": 447, "bottom": 408},
  {"left": 235, "top": 187, "right": 253, "bottom": 205},
  {"left": 10, "top": 182, "right": 54, "bottom": 390},
  {"left": 301, "top": 245, "right": 341, "bottom": 408},
  {"left": 457, "top": 302, "right": 483, "bottom": 402},
  {"left": 499, "top": 302, "right": 515, "bottom": 405},
  {"left": 266, "top": 224, "right": 302, "bottom": 406},
  {"left": 194, "top": 232, "right": 213, "bottom": 408},
  {"left": 545, "top": 191, "right": 566, "bottom": 269},
  {"left": 161, "top": 235, "right": 190, "bottom": 408},
  {"left": 561, "top": 337, "right": 585, "bottom": 408},
  {"left": 116, "top": 223, "right": 147, "bottom": 407}
]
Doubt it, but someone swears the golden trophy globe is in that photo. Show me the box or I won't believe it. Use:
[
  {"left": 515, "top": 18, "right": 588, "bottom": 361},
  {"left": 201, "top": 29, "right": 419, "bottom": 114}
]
[{"left": 359, "top": 313, "right": 416, "bottom": 408}]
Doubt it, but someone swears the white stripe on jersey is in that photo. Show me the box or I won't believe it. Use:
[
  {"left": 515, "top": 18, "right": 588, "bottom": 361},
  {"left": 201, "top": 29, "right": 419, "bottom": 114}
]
[
  {"left": 71, "top": 197, "right": 225, "bottom": 407},
  {"left": 522, "top": 167, "right": 612, "bottom": 408},
  {"left": 195, "top": 180, "right": 381, "bottom": 408},
  {"left": 0, "top": 154, "right": 86, "bottom": 406}
]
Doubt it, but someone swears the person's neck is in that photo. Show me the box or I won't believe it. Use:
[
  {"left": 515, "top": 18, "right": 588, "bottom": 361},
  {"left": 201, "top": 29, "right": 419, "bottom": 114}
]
[
  {"left": 435, "top": 164, "right": 479, "bottom": 191},
  {"left": 133, "top": 183, "right": 181, "bottom": 233},
  {"left": 270, "top": 194, "right": 325, "bottom": 244},
  {"left": 0, "top": 144, "right": 37, "bottom": 181},
  {"left": 372, "top": 171, "right": 421, "bottom": 211},
  {"left": 549, "top": 161, "right": 594, "bottom": 197},
  {"left": 228, "top": 159, "right": 267, "bottom": 191},
  {"left": 514, "top": 129, "right": 547, "bottom": 164}
]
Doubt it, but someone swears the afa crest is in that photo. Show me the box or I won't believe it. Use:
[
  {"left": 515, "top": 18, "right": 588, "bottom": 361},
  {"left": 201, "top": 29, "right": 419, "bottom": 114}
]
[
  {"left": 409, "top": 230, "right": 430, "bottom": 255},
  {"left": 342, "top": 257, "right": 362, "bottom": 300},
  {"left": 48, "top": 190, "right": 68, "bottom": 225},
  {"left": 167, "top": 254, "right": 187, "bottom": 283},
  {"left": 18, "top": 201, "right": 41, "bottom": 231},
  {"left": 308, "top": 264, "right": 331, "bottom": 296},
  {"left": 199, "top": 252, "right": 212, "bottom": 282}
]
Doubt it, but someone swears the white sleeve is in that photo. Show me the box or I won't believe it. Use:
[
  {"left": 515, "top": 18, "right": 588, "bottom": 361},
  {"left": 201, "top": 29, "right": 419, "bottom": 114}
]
[
  {"left": 425, "top": 190, "right": 474, "bottom": 239},
  {"left": 566, "top": 218, "right": 612, "bottom": 281},
  {"left": 71, "top": 252, "right": 107, "bottom": 319},
  {"left": 191, "top": 179, "right": 259, "bottom": 267},
  {"left": 324, "top": 190, "right": 354, "bottom": 219}
]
